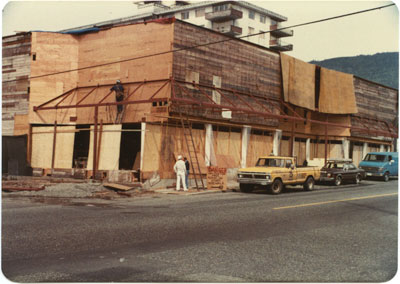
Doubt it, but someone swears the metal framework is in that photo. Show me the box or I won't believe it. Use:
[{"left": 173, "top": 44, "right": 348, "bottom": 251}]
[{"left": 33, "top": 77, "right": 398, "bottom": 178}]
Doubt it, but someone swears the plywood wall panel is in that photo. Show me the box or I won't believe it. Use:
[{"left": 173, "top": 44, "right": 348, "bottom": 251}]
[
  {"left": 247, "top": 134, "right": 273, "bottom": 167},
  {"left": 29, "top": 32, "right": 79, "bottom": 124},
  {"left": 319, "top": 68, "right": 357, "bottom": 114},
  {"left": 31, "top": 127, "right": 54, "bottom": 168},
  {"left": 87, "top": 124, "right": 122, "bottom": 170},
  {"left": 54, "top": 126, "right": 75, "bottom": 168}
]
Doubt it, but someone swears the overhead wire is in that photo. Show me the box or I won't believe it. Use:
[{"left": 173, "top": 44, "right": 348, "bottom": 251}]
[{"left": 3, "top": 3, "right": 395, "bottom": 84}]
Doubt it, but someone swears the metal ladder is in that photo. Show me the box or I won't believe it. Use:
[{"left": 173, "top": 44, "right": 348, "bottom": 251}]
[{"left": 179, "top": 113, "right": 205, "bottom": 190}]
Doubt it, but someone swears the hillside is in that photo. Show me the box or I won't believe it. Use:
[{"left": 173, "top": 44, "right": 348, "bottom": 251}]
[{"left": 310, "top": 52, "right": 398, "bottom": 89}]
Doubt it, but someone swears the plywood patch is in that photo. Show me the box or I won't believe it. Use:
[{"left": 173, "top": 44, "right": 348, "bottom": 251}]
[
  {"left": 31, "top": 127, "right": 54, "bottom": 168},
  {"left": 281, "top": 53, "right": 315, "bottom": 110},
  {"left": 319, "top": 68, "right": 357, "bottom": 114},
  {"left": 54, "top": 126, "right": 75, "bottom": 168}
]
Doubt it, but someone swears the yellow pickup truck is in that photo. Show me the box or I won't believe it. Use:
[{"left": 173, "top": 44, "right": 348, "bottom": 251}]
[{"left": 237, "top": 156, "right": 320, "bottom": 194}]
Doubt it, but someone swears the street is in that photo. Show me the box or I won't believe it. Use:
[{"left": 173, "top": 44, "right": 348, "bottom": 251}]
[{"left": 2, "top": 179, "right": 398, "bottom": 282}]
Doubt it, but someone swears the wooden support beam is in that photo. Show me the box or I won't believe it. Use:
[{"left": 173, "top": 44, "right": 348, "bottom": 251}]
[
  {"left": 93, "top": 106, "right": 98, "bottom": 180},
  {"left": 51, "top": 121, "right": 57, "bottom": 175}
]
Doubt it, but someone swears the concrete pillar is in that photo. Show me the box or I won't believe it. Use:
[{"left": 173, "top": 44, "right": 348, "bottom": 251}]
[
  {"left": 342, "top": 139, "right": 350, "bottom": 159},
  {"left": 362, "top": 142, "right": 368, "bottom": 160},
  {"left": 379, "top": 144, "right": 385, "bottom": 152},
  {"left": 306, "top": 138, "right": 311, "bottom": 162},
  {"left": 140, "top": 122, "right": 146, "bottom": 171},
  {"left": 272, "top": 129, "right": 282, "bottom": 156},
  {"left": 205, "top": 124, "right": 213, "bottom": 166},
  {"left": 241, "top": 126, "right": 251, "bottom": 168}
]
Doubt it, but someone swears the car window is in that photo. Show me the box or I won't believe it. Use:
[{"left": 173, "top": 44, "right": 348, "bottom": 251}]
[
  {"left": 364, "top": 154, "right": 387, "bottom": 162},
  {"left": 348, "top": 164, "right": 356, "bottom": 170}
]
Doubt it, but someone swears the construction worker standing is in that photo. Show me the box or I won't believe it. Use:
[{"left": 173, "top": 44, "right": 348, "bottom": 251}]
[
  {"left": 174, "top": 155, "right": 188, "bottom": 191},
  {"left": 110, "top": 80, "right": 124, "bottom": 122},
  {"left": 184, "top": 157, "right": 190, "bottom": 189}
]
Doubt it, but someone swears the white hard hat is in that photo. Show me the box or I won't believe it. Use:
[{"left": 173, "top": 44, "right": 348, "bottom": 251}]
[{"left": 177, "top": 155, "right": 182, "bottom": 160}]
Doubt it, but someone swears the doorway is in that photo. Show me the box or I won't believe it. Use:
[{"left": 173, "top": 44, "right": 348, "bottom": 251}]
[{"left": 119, "top": 124, "right": 141, "bottom": 170}]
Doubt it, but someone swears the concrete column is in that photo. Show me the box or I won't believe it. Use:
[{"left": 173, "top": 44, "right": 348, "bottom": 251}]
[
  {"left": 379, "top": 144, "right": 385, "bottom": 152},
  {"left": 205, "top": 124, "right": 213, "bottom": 166},
  {"left": 272, "top": 129, "right": 282, "bottom": 156},
  {"left": 362, "top": 142, "right": 368, "bottom": 160},
  {"left": 306, "top": 138, "right": 311, "bottom": 162},
  {"left": 241, "top": 126, "right": 251, "bottom": 168},
  {"left": 140, "top": 122, "right": 146, "bottom": 171},
  {"left": 342, "top": 139, "right": 350, "bottom": 159}
]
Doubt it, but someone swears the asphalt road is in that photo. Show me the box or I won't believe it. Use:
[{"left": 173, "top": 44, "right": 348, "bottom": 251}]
[{"left": 2, "top": 179, "right": 398, "bottom": 282}]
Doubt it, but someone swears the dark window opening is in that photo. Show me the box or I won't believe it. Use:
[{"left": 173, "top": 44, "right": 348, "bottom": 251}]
[
  {"left": 315, "top": 66, "right": 321, "bottom": 109},
  {"left": 119, "top": 124, "right": 141, "bottom": 170},
  {"left": 72, "top": 125, "right": 90, "bottom": 168},
  {"left": 32, "top": 53, "right": 36, "bottom": 61}
]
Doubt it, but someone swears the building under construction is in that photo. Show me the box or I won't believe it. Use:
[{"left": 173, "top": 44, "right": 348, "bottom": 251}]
[{"left": 2, "top": 19, "right": 398, "bottom": 184}]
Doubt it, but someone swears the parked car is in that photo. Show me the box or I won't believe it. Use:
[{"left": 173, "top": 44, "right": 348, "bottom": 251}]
[
  {"left": 320, "top": 159, "right": 365, "bottom": 186},
  {"left": 237, "top": 156, "right": 320, "bottom": 194},
  {"left": 359, "top": 152, "right": 398, "bottom": 182}
]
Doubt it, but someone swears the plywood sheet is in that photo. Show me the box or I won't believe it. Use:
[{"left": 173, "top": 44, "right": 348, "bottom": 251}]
[
  {"left": 54, "top": 126, "right": 75, "bottom": 168},
  {"left": 87, "top": 124, "right": 122, "bottom": 170},
  {"left": 142, "top": 123, "right": 162, "bottom": 173},
  {"left": 13, "top": 114, "right": 29, "bottom": 136},
  {"left": 281, "top": 53, "right": 315, "bottom": 110},
  {"left": 319, "top": 68, "right": 357, "bottom": 114},
  {"left": 311, "top": 113, "right": 351, "bottom": 137},
  {"left": 247, "top": 133, "right": 273, "bottom": 167},
  {"left": 31, "top": 127, "right": 54, "bottom": 168}
]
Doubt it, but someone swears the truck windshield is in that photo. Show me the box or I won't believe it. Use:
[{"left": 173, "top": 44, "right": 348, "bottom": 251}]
[
  {"left": 256, "top": 158, "right": 285, "bottom": 167},
  {"left": 363, "top": 154, "right": 387, "bottom": 162}
]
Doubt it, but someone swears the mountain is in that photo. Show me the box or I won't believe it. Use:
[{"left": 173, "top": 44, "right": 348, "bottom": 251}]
[{"left": 310, "top": 52, "right": 398, "bottom": 89}]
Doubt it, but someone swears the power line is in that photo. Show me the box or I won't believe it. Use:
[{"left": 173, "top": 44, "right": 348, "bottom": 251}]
[{"left": 3, "top": 3, "right": 395, "bottom": 84}]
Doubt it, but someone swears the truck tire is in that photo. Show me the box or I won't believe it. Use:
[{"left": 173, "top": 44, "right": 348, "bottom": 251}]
[
  {"left": 334, "top": 175, "right": 342, "bottom": 186},
  {"left": 355, "top": 174, "right": 362, "bottom": 184},
  {"left": 303, "top": 176, "right": 315, "bottom": 191},
  {"left": 270, "top": 179, "right": 283, "bottom": 195},
  {"left": 239, "top": 183, "right": 254, "bottom": 193},
  {"left": 383, "top": 172, "right": 390, "bottom": 182}
]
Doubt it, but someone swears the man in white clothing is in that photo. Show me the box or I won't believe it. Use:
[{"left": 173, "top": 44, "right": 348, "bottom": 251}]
[{"left": 174, "top": 155, "right": 188, "bottom": 191}]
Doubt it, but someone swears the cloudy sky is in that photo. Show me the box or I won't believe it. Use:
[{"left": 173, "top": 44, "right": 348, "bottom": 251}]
[{"left": 2, "top": 0, "right": 398, "bottom": 61}]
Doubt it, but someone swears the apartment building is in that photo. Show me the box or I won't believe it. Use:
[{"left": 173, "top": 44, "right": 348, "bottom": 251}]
[{"left": 63, "top": 1, "right": 294, "bottom": 51}]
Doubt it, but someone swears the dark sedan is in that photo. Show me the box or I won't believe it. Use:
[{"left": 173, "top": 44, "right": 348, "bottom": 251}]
[{"left": 320, "top": 159, "right": 366, "bottom": 186}]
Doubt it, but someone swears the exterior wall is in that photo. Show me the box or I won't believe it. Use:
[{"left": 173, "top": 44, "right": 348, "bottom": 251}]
[
  {"left": 29, "top": 22, "right": 174, "bottom": 125},
  {"left": 29, "top": 32, "right": 79, "bottom": 124},
  {"left": 2, "top": 33, "right": 31, "bottom": 135},
  {"left": 172, "top": 21, "right": 281, "bottom": 127},
  {"left": 352, "top": 77, "right": 398, "bottom": 138}
]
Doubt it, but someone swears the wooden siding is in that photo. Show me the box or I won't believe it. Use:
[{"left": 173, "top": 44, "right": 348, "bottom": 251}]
[
  {"left": 2, "top": 33, "right": 31, "bottom": 135},
  {"left": 352, "top": 77, "right": 398, "bottom": 138},
  {"left": 172, "top": 21, "right": 281, "bottom": 127}
]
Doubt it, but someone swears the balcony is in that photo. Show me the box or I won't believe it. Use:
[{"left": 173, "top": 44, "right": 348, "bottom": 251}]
[
  {"left": 270, "top": 24, "right": 293, "bottom": 38},
  {"left": 205, "top": 8, "right": 243, "bottom": 23},
  {"left": 219, "top": 25, "right": 242, "bottom": 36},
  {"left": 269, "top": 39, "right": 293, "bottom": 51}
]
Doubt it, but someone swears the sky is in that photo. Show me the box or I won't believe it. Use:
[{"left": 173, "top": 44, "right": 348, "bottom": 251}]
[{"left": 1, "top": 0, "right": 399, "bottom": 61}]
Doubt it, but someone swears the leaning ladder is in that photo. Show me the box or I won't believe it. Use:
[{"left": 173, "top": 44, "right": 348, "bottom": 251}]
[{"left": 179, "top": 114, "right": 205, "bottom": 190}]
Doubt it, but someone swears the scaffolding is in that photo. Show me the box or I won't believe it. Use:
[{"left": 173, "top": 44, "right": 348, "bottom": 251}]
[{"left": 33, "top": 77, "right": 398, "bottom": 179}]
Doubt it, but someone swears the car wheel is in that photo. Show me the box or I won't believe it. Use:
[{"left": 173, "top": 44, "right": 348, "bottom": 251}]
[
  {"left": 303, "top": 176, "right": 315, "bottom": 191},
  {"left": 239, "top": 183, "right": 254, "bottom": 193},
  {"left": 383, "top": 172, "right": 390, "bottom": 182},
  {"left": 270, "top": 179, "right": 283, "bottom": 195},
  {"left": 334, "top": 175, "right": 342, "bottom": 186},
  {"left": 355, "top": 174, "right": 362, "bottom": 184}
]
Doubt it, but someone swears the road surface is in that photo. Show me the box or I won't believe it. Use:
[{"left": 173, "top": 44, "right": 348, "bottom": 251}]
[{"left": 2, "top": 179, "right": 397, "bottom": 282}]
